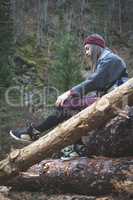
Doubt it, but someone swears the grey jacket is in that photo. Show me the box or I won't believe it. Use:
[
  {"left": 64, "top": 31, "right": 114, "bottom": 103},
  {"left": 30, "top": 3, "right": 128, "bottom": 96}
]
[{"left": 71, "top": 49, "right": 128, "bottom": 96}]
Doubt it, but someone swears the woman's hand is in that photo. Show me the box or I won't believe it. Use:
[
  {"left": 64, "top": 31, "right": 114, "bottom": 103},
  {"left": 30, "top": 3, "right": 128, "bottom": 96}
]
[{"left": 55, "top": 90, "right": 71, "bottom": 107}]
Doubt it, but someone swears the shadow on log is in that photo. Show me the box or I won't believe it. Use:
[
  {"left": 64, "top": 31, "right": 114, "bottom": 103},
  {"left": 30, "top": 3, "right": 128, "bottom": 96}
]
[{"left": 7, "top": 157, "right": 133, "bottom": 196}]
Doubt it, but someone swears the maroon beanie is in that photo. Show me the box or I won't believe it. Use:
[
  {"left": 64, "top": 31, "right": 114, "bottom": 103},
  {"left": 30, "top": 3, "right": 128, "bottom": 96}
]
[{"left": 84, "top": 34, "right": 106, "bottom": 48}]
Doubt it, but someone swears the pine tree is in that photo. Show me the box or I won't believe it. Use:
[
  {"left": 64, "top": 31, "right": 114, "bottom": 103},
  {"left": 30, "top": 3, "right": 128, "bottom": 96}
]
[{"left": 50, "top": 33, "right": 83, "bottom": 93}]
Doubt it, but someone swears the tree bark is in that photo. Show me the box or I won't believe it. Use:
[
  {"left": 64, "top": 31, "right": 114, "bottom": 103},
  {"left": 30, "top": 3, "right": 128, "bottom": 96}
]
[
  {"left": 36, "top": 0, "right": 48, "bottom": 48},
  {"left": 81, "top": 106, "right": 133, "bottom": 157},
  {"left": 5, "top": 192, "right": 126, "bottom": 200},
  {"left": 15, "top": 0, "right": 25, "bottom": 41},
  {"left": 7, "top": 157, "right": 133, "bottom": 196},
  {"left": 0, "top": 78, "right": 133, "bottom": 183}
]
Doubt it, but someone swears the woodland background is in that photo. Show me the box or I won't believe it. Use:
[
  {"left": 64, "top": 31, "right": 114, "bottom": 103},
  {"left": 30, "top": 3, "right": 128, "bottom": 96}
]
[{"left": 0, "top": 1, "right": 133, "bottom": 199}]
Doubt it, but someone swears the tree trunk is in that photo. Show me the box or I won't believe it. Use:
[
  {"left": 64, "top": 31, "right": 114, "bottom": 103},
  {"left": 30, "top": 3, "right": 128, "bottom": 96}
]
[
  {"left": 36, "top": 0, "right": 48, "bottom": 48},
  {"left": 15, "top": 0, "right": 25, "bottom": 41},
  {"left": 5, "top": 192, "right": 126, "bottom": 200},
  {"left": 7, "top": 157, "right": 133, "bottom": 196},
  {"left": 118, "top": 0, "right": 122, "bottom": 33},
  {"left": 81, "top": 106, "right": 133, "bottom": 157},
  {"left": 0, "top": 78, "right": 133, "bottom": 183}
]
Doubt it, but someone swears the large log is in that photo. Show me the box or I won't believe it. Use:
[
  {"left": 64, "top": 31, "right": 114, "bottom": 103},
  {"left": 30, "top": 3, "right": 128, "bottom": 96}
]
[
  {"left": 0, "top": 78, "right": 133, "bottom": 183},
  {"left": 7, "top": 157, "right": 133, "bottom": 196},
  {"left": 3, "top": 192, "right": 126, "bottom": 200},
  {"left": 80, "top": 107, "right": 133, "bottom": 157}
]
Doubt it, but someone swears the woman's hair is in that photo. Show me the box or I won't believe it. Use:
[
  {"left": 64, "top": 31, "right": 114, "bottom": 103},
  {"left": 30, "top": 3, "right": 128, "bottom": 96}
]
[
  {"left": 84, "top": 33, "right": 105, "bottom": 72},
  {"left": 90, "top": 44, "right": 104, "bottom": 72}
]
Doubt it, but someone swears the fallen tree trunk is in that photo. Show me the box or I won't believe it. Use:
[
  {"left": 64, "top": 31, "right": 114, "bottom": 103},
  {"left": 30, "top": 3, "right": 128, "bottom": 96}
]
[
  {"left": 7, "top": 157, "right": 133, "bottom": 196},
  {"left": 81, "top": 106, "right": 133, "bottom": 157},
  {"left": 4, "top": 192, "right": 126, "bottom": 200},
  {"left": 0, "top": 78, "right": 133, "bottom": 183}
]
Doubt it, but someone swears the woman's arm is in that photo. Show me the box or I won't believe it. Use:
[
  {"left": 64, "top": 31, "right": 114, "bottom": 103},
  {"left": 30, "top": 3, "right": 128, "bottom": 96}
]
[
  {"left": 56, "top": 57, "right": 126, "bottom": 106},
  {"left": 71, "top": 58, "right": 125, "bottom": 96}
]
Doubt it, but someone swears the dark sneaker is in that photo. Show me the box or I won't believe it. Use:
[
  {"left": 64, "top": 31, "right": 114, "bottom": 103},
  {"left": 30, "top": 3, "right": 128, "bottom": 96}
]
[
  {"left": 10, "top": 125, "right": 40, "bottom": 143},
  {"left": 60, "top": 145, "right": 79, "bottom": 161}
]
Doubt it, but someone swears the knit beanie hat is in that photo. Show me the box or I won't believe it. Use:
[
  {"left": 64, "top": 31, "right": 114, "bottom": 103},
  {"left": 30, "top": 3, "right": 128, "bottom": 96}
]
[{"left": 84, "top": 34, "right": 106, "bottom": 48}]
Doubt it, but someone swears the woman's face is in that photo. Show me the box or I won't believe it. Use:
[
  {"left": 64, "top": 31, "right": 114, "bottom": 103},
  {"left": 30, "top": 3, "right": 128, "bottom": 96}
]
[{"left": 84, "top": 44, "right": 92, "bottom": 57}]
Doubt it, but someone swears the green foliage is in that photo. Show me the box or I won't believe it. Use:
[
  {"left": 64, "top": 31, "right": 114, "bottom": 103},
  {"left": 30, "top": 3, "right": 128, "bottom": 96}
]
[{"left": 50, "top": 33, "right": 83, "bottom": 93}]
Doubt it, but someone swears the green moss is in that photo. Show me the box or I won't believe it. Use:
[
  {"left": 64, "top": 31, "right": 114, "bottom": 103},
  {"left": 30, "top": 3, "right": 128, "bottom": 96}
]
[{"left": 16, "top": 35, "right": 52, "bottom": 88}]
